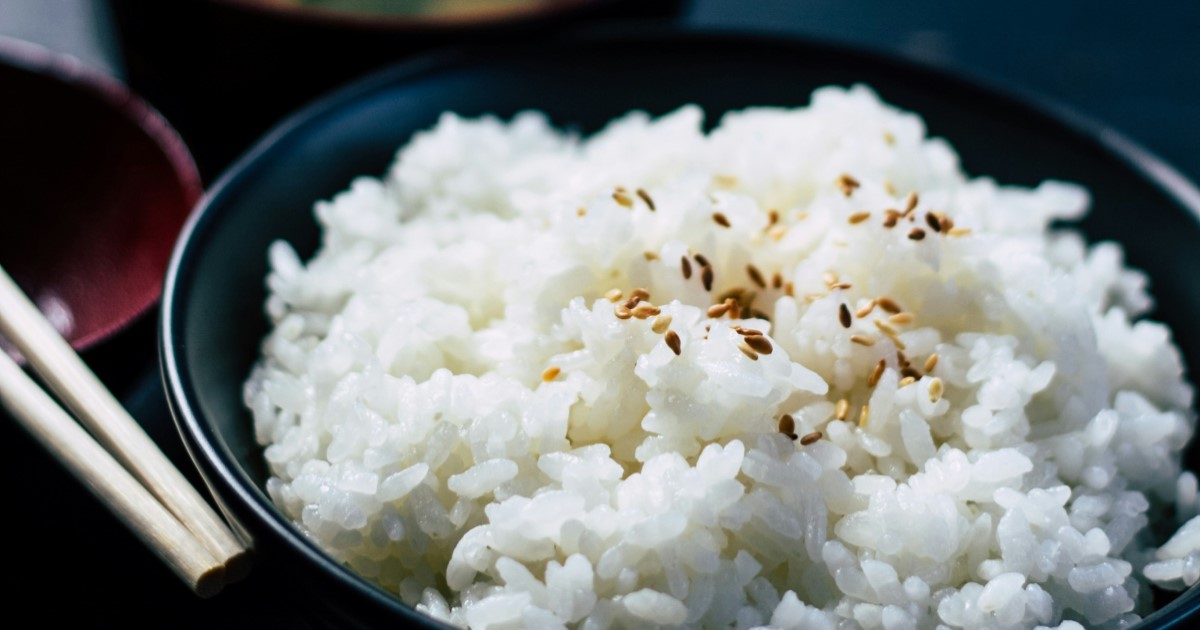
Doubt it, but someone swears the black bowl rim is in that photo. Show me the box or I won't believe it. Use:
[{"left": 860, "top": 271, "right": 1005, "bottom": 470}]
[{"left": 161, "top": 27, "right": 1200, "bottom": 627}]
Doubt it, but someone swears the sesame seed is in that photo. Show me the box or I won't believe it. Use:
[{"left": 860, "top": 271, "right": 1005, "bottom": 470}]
[
  {"left": 714, "top": 174, "right": 738, "bottom": 188},
  {"left": 948, "top": 227, "right": 972, "bottom": 237},
  {"left": 889, "top": 312, "right": 915, "bottom": 325},
  {"left": 882, "top": 212, "right": 899, "bottom": 229},
  {"left": 939, "top": 214, "right": 956, "bottom": 232},
  {"left": 631, "top": 303, "right": 661, "bottom": 319},
  {"left": 652, "top": 315, "right": 672, "bottom": 334},
  {"left": 614, "top": 304, "right": 632, "bottom": 320},
  {"left": 605, "top": 288, "right": 623, "bottom": 302},
  {"left": 665, "top": 330, "right": 682, "bottom": 355},
  {"left": 904, "top": 191, "right": 919, "bottom": 214},
  {"left": 768, "top": 225, "right": 789, "bottom": 241},
  {"left": 577, "top": 207, "right": 587, "bottom": 217},
  {"left": 796, "top": 211, "right": 810, "bottom": 222},
  {"left": 858, "top": 404, "right": 871, "bottom": 427},
  {"left": 541, "top": 366, "right": 561, "bottom": 382},
  {"left": 868, "top": 359, "right": 886, "bottom": 387},
  {"left": 924, "top": 353, "right": 939, "bottom": 373},
  {"left": 737, "top": 327, "right": 764, "bottom": 337},
  {"left": 778, "top": 414, "right": 797, "bottom": 439},
  {"left": 631, "top": 288, "right": 651, "bottom": 301},
  {"left": 747, "top": 264, "right": 767, "bottom": 289},
  {"left": 898, "top": 376, "right": 916, "bottom": 387},
  {"left": 850, "top": 335, "right": 875, "bottom": 346},
  {"left": 883, "top": 179, "right": 896, "bottom": 195},
  {"left": 623, "top": 296, "right": 641, "bottom": 309},
  {"left": 883, "top": 131, "right": 895, "bottom": 145},
  {"left": 702, "top": 266, "right": 714, "bottom": 292},
  {"left": 680, "top": 256, "right": 693, "bottom": 280},
  {"left": 925, "top": 212, "right": 942, "bottom": 233},
  {"left": 784, "top": 281, "right": 795, "bottom": 297},
  {"left": 772, "top": 272, "right": 783, "bottom": 289},
  {"left": 830, "top": 282, "right": 853, "bottom": 291},
  {"left": 929, "top": 377, "right": 944, "bottom": 402},
  {"left": 613, "top": 189, "right": 633, "bottom": 207},
  {"left": 726, "top": 297, "right": 741, "bottom": 320},
  {"left": 643, "top": 251, "right": 659, "bottom": 261},
  {"left": 706, "top": 302, "right": 729, "bottom": 318},
  {"left": 636, "top": 188, "right": 655, "bottom": 211},
  {"left": 744, "top": 335, "right": 773, "bottom": 355},
  {"left": 712, "top": 212, "right": 731, "bottom": 228},
  {"left": 737, "top": 342, "right": 759, "bottom": 361},
  {"left": 877, "top": 297, "right": 902, "bottom": 314},
  {"left": 767, "top": 209, "right": 780, "bottom": 227},
  {"left": 855, "top": 300, "right": 877, "bottom": 318},
  {"left": 694, "top": 253, "right": 710, "bottom": 268},
  {"left": 874, "top": 318, "right": 898, "bottom": 336},
  {"left": 799, "top": 431, "right": 823, "bottom": 446},
  {"left": 822, "top": 272, "right": 839, "bottom": 288},
  {"left": 848, "top": 211, "right": 871, "bottom": 225},
  {"left": 838, "top": 303, "right": 852, "bottom": 328},
  {"left": 803, "top": 293, "right": 826, "bottom": 303},
  {"left": 908, "top": 228, "right": 926, "bottom": 241},
  {"left": 835, "top": 174, "right": 861, "bottom": 197},
  {"left": 835, "top": 398, "right": 850, "bottom": 421}
]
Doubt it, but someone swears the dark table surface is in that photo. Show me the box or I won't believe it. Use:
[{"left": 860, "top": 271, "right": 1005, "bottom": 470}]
[{"left": 1, "top": 0, "right": 1197, "bottom": 627}]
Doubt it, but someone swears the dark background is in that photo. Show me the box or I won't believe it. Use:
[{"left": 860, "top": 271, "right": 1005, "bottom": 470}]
[{"left": 0, "top": 0, "right": 1197, "bottom": 627}]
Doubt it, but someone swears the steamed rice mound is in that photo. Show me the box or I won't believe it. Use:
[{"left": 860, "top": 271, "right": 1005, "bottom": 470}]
[{"left": 245, "top": 86, "right": 1199, "bottom": 629}]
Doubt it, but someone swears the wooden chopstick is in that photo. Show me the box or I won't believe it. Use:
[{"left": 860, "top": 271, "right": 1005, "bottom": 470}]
[
  {"left": 0, "top": 350, "right": 225, "bottom": 597},
  {"left": 0, "top": 266, "right": 250, "bottom": 586}
]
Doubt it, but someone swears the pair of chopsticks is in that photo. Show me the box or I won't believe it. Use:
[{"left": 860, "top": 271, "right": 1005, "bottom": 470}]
[{"left": 0, "top": 265, "right": 250, "bottom": 597}]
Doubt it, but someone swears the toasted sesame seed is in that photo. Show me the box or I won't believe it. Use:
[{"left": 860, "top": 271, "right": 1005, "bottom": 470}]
[
  {"left": 889, "top": 312, "right": 915, "bottom": 325},
  {"left": 701, "top": 266, "right": 714, "bottom": 292},
  {"left": 623, "top": 296, "right": 641, "bottom": 309},
  {"left": 679, "top": 257, "right": 693, "bottom": 281},
  {"left": 830, "top": 282, "right": 853, "bottom": 291},
  {"left": 542, "top": 366, "right": 561, "bottom": 382},
  {"left": 737, "top": 327, "right": 764, "bottom": 337},
  {"left": 577, "top": 207, "right": 587, "bottom": 217},
  {"left": 835, "top": 398, "right": 850, "bottom": 421},
  {"left": 694, "top": 253, "right": 710, "bottom": 268},
  {"left": 925, "top": 212, "right": 942, "bottom": 232},
  {"left": 744, "top": 264, "right": 766, "bottom": 289},
  {"left": 855, "top": 300, "right": 877, "bottom": 318},
  {"left": 605, "top": 288, "right": 623, "bottom": 302},
  {"left": 772, "top": 272, "right": 783, "bottom": 289},
  {"left": 726, "top": 297, "right": 741, "bottom": 320},
  {"left": 779, "top": 414, "right": 797, "bottom": 439},
  {"left": 613, "top": 189, "right": 633, "bottom": 207},
  {"left": 631, "top": 303, "right": 661, "bottom": 319},
  {"left": 712, "top": 212, "right": 732, "bottom": 228},
  {"left": 904, "top": 191, "right": 919, "bottom": 214},
  {"left": 838, "top": 303, "right": 852, "bottom": 328},
  {"left": 874, "top": 318, "right": 898, "bottom": 336},
  {"left": 898, "top": 376, "right": 917, "bottom": 387},
  {"left": 850, "top": 335, "right": 875, "bottom": 346},
  {"left": 652, "top": 315, "right": 673, "bottom": 334},
  {"left": 883, "top": 179, "right": 896, "bottom": 195},
  {"left": 768, "top": 225, "right": 788, "bottom": 241},
  {"left": 803, "top": 292, "right": 826, "bottom": 303},
  {"left": 848, "top": 211, "right": 871, "bottom": 225},
  {"left": 643, "top": 251, "right": 659, "bottom": 261},
  {"left": 714, "top": 174, "right": 738, "bottom": 188},
  {"left": 868, "top": 359, "right": 886, "bottom": 387},
  {"left": 882, "top": 212, "right": 899, "bottom": 229},
  {"left": 835, "top": 174, "right": 861, "bottom": 197},
  {"left": 737, "top": 342, "right": 759, "bottom": 361},
  {"left": 876, "top": 297, "right": 902, "bottom": 314},
  {"left": 636, "top": 188, "right": 655, "bottom": 211},
  {"left": 799, "top": 431, "right": 823, "bottom": 446},
  {"left": 631, "top": 288, "right": 651, "bottom": 301},
  {"left": 908, "top": 228, "right": 926, "bottom": 241},
  {"left": 939, "top": 214, "right": 955, "bottom": 232},
  {"left": 948, "top": 227, "right": 972, "bottom": 237},
  {"left": 664, "top": 330, "right": 682, "bottom": 355},
  {"left": 767, "top": 209, "right": 780, "bottom": 226},
  {"left": 883, "top": 131, "right": 895, "bottom": 145},
  {"left": 614, "top": 304, "right": 632, "bottom": 320},
  {"left": 929, "top": 377, "right": 944, "bottom": 402},
  {"left": 924, "top": 353, "right": 939, "bottom": 373},
  {"left": 784, "top": 281, "right": 795, "bottom": 297},
  {"left": 796, "top": 211, "right": 810, "bottom": 222},
  {"left": 707, "top": 302, "right": 730, "bottom": 318},
  {"left": 744, "top": 335, "right": 773, "bottom": 355},
  {"left": 858, "top": 404, "right": 871, "bottom": 427},
  {"left": 822, "top": 272, "right": 839, "bottom": 288}
]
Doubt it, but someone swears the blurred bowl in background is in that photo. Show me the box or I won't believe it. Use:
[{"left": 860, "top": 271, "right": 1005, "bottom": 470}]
[
  {"left": 108, "top": 0, "right": 684, "bottom": 178},
  {"left": 0, "top": 36, "right": 201, "bottom": 356}
]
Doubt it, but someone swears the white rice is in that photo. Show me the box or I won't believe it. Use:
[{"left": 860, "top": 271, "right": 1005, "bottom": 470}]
[{"left": 244, "top": 85, "right": 1198, "bottom": 629}]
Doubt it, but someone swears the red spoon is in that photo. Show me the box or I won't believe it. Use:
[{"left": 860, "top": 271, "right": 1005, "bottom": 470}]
[{"left": 0, "top": 37, "right": 201, "bottom": 355}]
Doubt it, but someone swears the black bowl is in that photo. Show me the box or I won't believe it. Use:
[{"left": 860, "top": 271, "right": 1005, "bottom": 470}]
[{"left": 162, "top": 30, "right": 1200, "bottom": 628}]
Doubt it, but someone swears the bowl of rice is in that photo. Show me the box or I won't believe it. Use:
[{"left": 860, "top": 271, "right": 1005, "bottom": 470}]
[{"left": 162, "top": 31, "right": 1200, "bottom": 628}]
